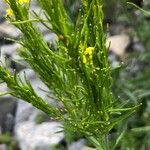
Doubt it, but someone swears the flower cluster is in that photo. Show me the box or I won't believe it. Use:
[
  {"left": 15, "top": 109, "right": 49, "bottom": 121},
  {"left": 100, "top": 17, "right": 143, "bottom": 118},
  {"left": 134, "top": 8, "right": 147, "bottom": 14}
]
[
  {"left": 18, "top": 0, "right": 30, "bottom": 3},
  {"left": 6, "top": 7, "right": 13, "bottom": 17},
  {"left": 83, "top": 47, "right": 95, "bottom": 64},
  {"left": 4, "top": 0, "right": 30, "bottom": 4}
]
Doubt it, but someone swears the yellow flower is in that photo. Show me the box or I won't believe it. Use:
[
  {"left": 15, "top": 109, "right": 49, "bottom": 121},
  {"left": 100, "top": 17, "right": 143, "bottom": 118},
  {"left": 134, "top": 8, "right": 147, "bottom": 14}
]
[
  {"left": 3, "top": 0, "right": 30, "bottom": 4},
  {"left": 84, "top": 47, "right": 94, "bottom": 55},
  {"left": 3, "top": 0, "right": 8, "bottom": 3},
  {"left": 6, "top": 7, "right": 13, "bottom": 17},
  {"left": 18, "top": 0, "right": 30, "bottom": 4},
  {"left": 4, "top": 0, "right": 30, "bottom": 17},
  {"left": 83, "top": 47, "right": 95, "bottom": 64}
]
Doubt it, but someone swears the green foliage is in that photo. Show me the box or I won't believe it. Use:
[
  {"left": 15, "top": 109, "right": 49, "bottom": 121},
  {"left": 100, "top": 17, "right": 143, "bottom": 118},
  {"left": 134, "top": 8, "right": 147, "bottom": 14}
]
[
  {"left": 0, "top": 133, "right": 17, "bottom": 150},
  {"left": 111, "top": 2, "right": 150, "bottom": 149},
  {"left": 34, "top": 112, "right": 50, "bottom": 124},
  {"left": 0, "top": 0, "right": 140, "bottom": 149}
]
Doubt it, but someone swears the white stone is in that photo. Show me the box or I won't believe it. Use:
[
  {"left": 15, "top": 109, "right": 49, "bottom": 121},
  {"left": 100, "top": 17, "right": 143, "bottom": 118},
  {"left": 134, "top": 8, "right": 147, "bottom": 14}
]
[
  {"left": 0, "top": 0, "right": 7, "bottom": 20},
  {"left": 0, "top": 21, "right": 21, "bottom": 38},
  {"left": 1, "top": 43, "right": 21, "bottom": 56},
  {"left": 107, "top": 34, "right": 130, "bottom": 57},
  {"left": 15, "top": 121, "right": 64, "bottom": 150},
  {"left": 0, "top": 144, "right": 7, "bottom": 150},
  {"left": 0, "top": 83, "right": 8, "bottom": 93},
  {"left": 15, "top": 100, "right": 39, "bottom": 124},
  {"left": 0, "top": 43, "right": 21, "bottom": 65}
]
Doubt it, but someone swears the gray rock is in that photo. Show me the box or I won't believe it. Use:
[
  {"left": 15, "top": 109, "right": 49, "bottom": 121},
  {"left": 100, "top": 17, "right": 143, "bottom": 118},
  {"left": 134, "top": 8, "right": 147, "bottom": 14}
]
[
  {"left": 0, "top": 144, "right": 7, "bottom": 150},
  {"left": 68, "top": 139, "right": 86, "bottom": 150},
  {"left": 0, "top": 86, "right": 17, "bottom": 133},
  {"left": 15, "top": 121, "right": 64, "bottom": 150},
  {"left": 35, "top": 22, "right": 50, "bottom": 35},
  {"left": 108, "top": 52, "right": 120, "bottom": 68},
  {"left": 44, "top": 33, "right": 58, "bottom": 44},
  {"left": 133, "top": 42, "right": 145, "bottom": 53},
  {"left": 30, "top": 5, "right": 50, "bottom": 35},
  {"left": 1, "top": 43, "right": 20, "bottom": 57},
  {"left": 0, "top": 21, "right": 21, "bottom": 39},
  {"left": 0, "top": 0, "right": 7, "bottom": 22},
  {"left": 30, "top": 0, "right": 38, "bottom": 7},
  {"left": 0, "top": 83, "right": 8, "bottom": 93},
  {"left": 15, "top": 100, "right": 39, "bottom": 124},
  {"left": 110, "top": 24, "right": 132, "bottom": 35},
  {"left": 0, "top": 43, "right": 26, "bottom": 71},
  {"left": 0, "top": 82, "right": 17, "bottom": 134}
]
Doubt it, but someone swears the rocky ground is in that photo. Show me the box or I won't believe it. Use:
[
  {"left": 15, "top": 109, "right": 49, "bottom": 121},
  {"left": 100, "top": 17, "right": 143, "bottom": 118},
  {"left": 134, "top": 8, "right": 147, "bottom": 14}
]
[{"left": 0, "top": 0, "right": 145, "bottom": 150}]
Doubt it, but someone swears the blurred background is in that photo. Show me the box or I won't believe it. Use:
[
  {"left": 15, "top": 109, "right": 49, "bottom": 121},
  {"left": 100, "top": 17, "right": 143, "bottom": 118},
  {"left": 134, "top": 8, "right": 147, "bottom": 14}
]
[{"left": 0, "top": 0, "right": 150, "bottom": 149}]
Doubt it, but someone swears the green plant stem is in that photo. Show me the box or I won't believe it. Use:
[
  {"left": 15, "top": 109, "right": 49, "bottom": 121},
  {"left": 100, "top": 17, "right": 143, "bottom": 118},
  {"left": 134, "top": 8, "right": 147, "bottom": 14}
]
[
  {"left": 88, "top": 135, "right": 109, "bottom": 150},
  {"left": 98, "top": 135, "right": 109, "bottom": 150}
]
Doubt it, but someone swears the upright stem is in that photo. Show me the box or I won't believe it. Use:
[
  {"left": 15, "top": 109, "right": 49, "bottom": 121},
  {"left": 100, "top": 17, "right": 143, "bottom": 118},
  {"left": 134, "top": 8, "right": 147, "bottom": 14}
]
[{"left": 88, "top": 135, "right": 109, "bottom": 150}]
